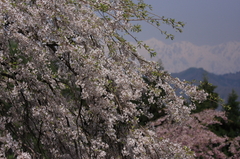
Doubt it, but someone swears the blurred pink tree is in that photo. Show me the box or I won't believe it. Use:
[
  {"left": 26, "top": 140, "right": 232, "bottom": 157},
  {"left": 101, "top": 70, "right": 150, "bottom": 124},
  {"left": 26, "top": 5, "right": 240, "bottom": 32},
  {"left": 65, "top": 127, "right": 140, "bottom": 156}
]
[{"left": 154, "top": 108, "right": 240, "bottom": 158}]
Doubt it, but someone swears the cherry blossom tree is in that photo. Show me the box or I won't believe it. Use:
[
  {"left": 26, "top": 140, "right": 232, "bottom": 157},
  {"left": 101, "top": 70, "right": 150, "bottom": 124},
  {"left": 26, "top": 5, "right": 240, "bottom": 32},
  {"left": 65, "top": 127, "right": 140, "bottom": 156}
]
[{"left": 0, "top": 0, "right": 207, "bottom": 158}]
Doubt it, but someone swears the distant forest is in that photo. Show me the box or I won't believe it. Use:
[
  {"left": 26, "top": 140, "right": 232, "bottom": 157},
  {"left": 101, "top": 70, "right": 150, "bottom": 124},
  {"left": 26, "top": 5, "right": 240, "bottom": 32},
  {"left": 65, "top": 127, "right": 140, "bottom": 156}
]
[{"left": 172, "top": 67, "right": 240, "bottom": 102}]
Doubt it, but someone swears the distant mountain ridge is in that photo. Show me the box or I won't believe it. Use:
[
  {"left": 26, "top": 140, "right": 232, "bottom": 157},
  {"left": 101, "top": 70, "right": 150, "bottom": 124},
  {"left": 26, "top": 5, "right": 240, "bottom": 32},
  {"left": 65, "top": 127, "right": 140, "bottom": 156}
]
[
  {"left": 171, "top": 68, "right": 240, "bottom": 102},
  {"left": 137, "top": 38, "right": 240, "bottom": 75}
]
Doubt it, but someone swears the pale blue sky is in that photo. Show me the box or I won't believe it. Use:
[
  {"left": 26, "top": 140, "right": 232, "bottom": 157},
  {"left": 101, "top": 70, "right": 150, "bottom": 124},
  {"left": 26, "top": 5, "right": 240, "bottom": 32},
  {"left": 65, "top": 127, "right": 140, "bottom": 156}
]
[{"left": 131, "top": 0, "right": 240, "bottom": 46}]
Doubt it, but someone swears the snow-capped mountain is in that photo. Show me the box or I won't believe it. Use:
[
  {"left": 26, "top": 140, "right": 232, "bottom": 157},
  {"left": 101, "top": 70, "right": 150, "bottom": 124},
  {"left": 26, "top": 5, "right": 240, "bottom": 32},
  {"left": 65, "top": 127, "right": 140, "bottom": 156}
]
[{"left": 137, "top": 38, "right": 240, "bottom": 74}]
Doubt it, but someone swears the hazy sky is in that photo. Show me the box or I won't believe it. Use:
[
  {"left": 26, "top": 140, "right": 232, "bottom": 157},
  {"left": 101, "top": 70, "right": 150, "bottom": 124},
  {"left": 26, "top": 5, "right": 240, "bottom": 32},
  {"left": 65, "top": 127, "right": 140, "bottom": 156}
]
[{"left": 131, "top": 0, "right": 240, "bottom": 46}]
